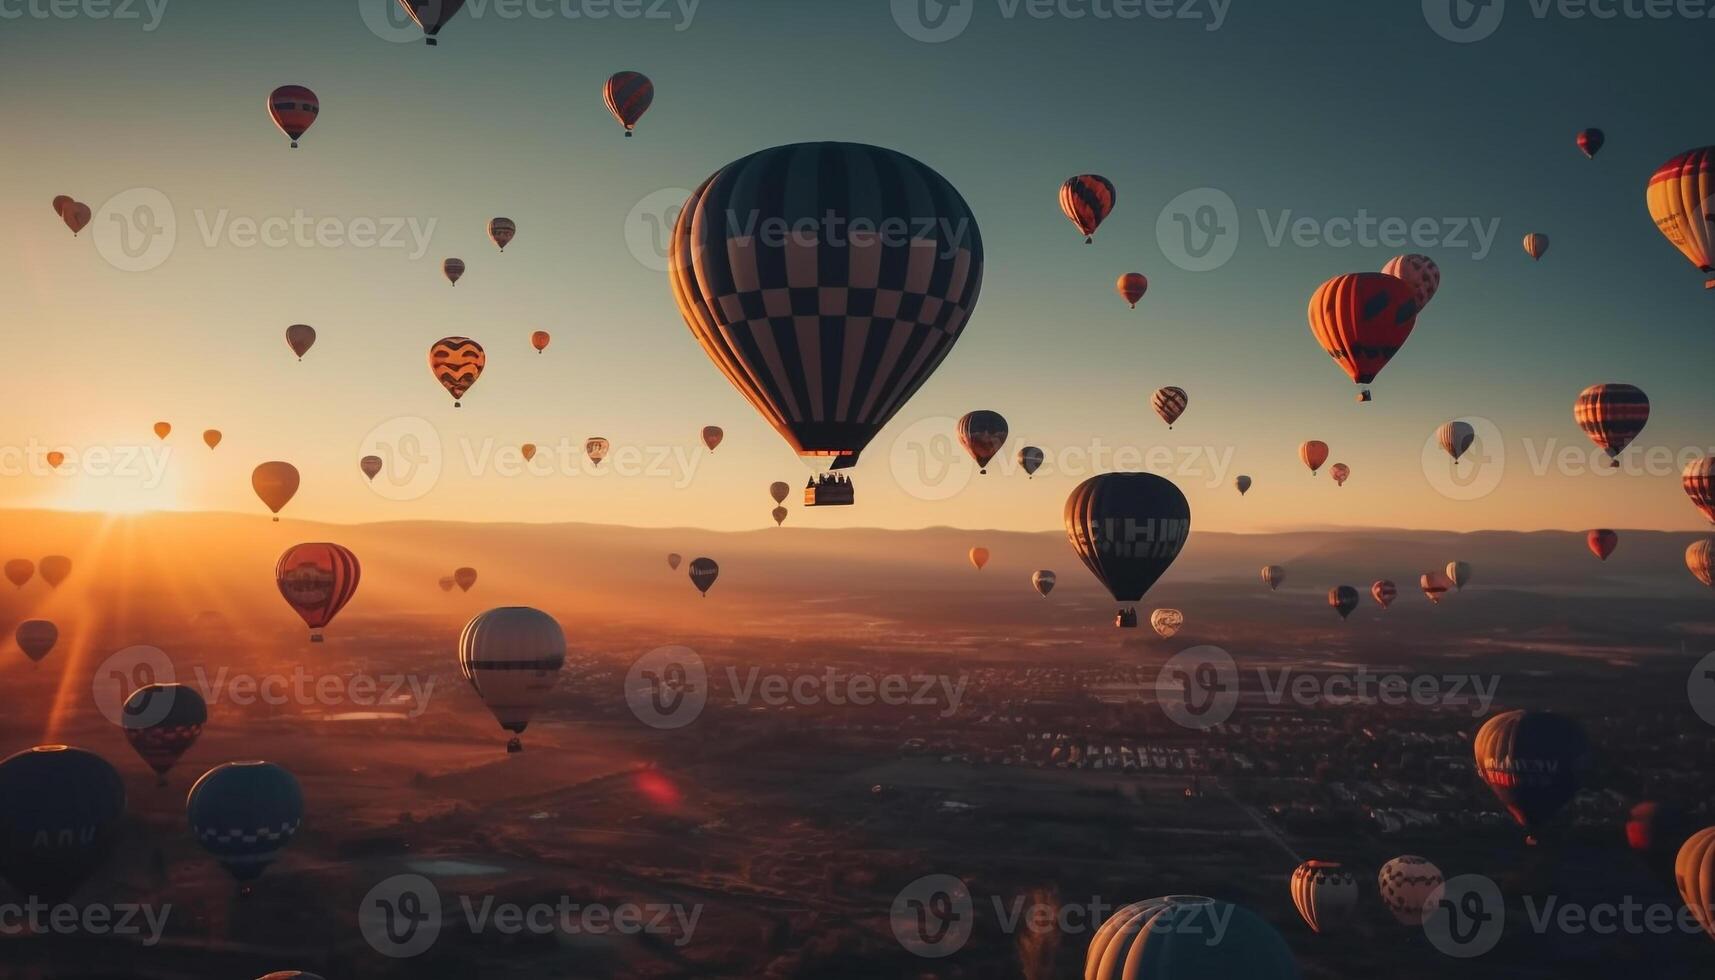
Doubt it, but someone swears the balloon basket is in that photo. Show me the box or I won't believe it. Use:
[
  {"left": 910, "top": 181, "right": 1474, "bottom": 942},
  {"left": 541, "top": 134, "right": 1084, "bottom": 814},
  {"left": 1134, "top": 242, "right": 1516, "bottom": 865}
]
[
  {"left": 1358, "top": 390, "right": 1372, "bottom": 402},
  {"left": 310, "top": 633, "right": 324, "bottom": 644},
  {"left": 506, "top": 738, "right": 522, "bottom": 754},
  {"left": 426, "top": 37, "right": 438, "bottom": 46}
]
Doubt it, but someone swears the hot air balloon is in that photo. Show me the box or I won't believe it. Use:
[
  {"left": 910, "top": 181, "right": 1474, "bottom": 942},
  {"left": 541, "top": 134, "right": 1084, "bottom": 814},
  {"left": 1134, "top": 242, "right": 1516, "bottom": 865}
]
[
  {"left": 252, "top": 462, "right": 300, "bottom": 521},
  {"left": 1688, "top": 539, "right": 1715, "bottom": 587},
  {"left": 285, "top": 323, "right": 316, "bottom": 360},
  {"left": 702, "top": 426, "right": 724, "bottom": 452},
  {"left": 453, "top": 566, "right": 477, "bottom": 592},
  {"left": 1328, "top": 586, "right": 1359, "bottom": 620},
  {"left": 1261, "top": 565, "right": 1284, "bottom": 590},
  {"left": 957, "top": 411, "right": 1008, "bottom": 474},
  {"left": 397, "top": 0, "right": 466, "bottom": 43},
  {"left": 1381, "top": 254, "right": 1441, "bottom": 309},
  {"left": 359, "top": 455, "right": 382, "bottom": 481},
  {"left": 430, "top": 337, "right": 484, "bottom": 407},
  {"left": 46, "top": 451, "right": 65, "bottom": 469},
  {"left": 1064, "top": 473, "right": 1190, "bottom": 628},
  {"left": 187, "top": 761, "right": 303, "bottom": 890},
  {"left": 1677, "top": 827, "right": 1715, "bottom": 943},
  {"left": 1575, "top": 383, "right": 1649, "bottom": 467},
  {"left": 1523, "top": 233, "right": 1550, "bottom": 260},
  {"left": 39, "top": 555, "right": 70, "bottom": 588},
  {"left": 1151, "top": 387, "right": 1187, "bottom": 429},
  {"left": 1576, "top": 128, "right": 1605, "bottom": 160},
  {"left": 1437, "top": 420, "right": 1475, "bottom": 462},
  {"left": 1116, "top": 273, "right": 1148, "bottom": 308},
  {"left": 1084, "top": 897, "right": 1297, "bottom": 980},
  {"left": 0, "top": 746, "right": 126, "bottom": 902},
  {"left": 443, "top": 258, "right": 464, "bottom": 285},
  {"left": 520, "top": 443, "right": 537, "bottom": 463},
  {"left": 1291, "top": 860, "right": 1358, "bottom": 934},
  {"left": 1330, "top": 463, "right": 1350, "bottom": 487},
  {"left": 275, "top": 543, "right": 360, "bottom": 642},
  {"left": 530, "top": 330, "right": 550, "bottom": 353},
  {"left": 666, "top": 553, "right": 682, "bottom": 571},
  {"left": 604, "top": 70, "right": 654, "bottom": 136},
  {"left": 771, "top": 505, "right": 787, "bottom": 526},
  {"left": 1150, "top": 608, "right": 1184, "bottom": 638},
  {"left": 1421, "top": 570, "right": 1453, "bottom": 604},
  {"left": 458, "top": 606, "right": 565, "bottom": 752},
  {"left": 153, "top": 421, "right": 171, "bottom": 440},
  {"left": 202, "top": 429, "right": 221, "bottom": 450},
  {"left": 1031, "top": 570, "right": 1056, "bottom": 597},
  {"left": 5, "top": 559, "right": 34, "bottom": 588},
  {"left": 1688, "top": 458, "right": 1715, "bottom": 523},
  {"left": 437, "top": 576, "right": 455, "bottom": 592},
  {"left": 969, "top": 547, "right": 989, "bottom": 571},
  {"left": 1235, "top": 474, "right": 1252, "bottom": 496},
  {"left": 1372, "top": 580, "right": 1397, "bottom": 608},
  {"left": 1447, "top": 561, "right": 1472, "bottom": 590},
  {"left": 688, "top": 557, "right": 718, "bottom": 596},
  {"left": 585, "top": 437, "right": 610, "bottom": 466},
  {"left": 488, "top": 217, "right": 516, "bottom": 252},
  {"left": 121, "top": 684, "right": 207, "bottom": 786},
  {"left": 1474, "top": 709, "right": 1588, "bottom": 844},
  {"left": 1308, "top": 272, "right": 1419, "bottom": 402},
  {"left": 1060, "top": 174, "right": 1115, "bottom": 244},
  {"left": 267, "top": 85, "right": 318, "bottom": 148},
  {"left": 1378, "top": 856, "right": 1442, "bottom": 926},
  {"left": 1300, "top": 441, "right": 1329, "bottom": 476},
  {"left": 669, "top": 143, "right": 982, "bottom": 479},
  {"left": 1646, "top": 146, "right": 1715, "bottom": 288},
  {"left": 1018, "top": 446, "right": 1044, "bottom": 478},
  {"left": 15, "top": 620, "right": 57, "bottom": 664},
  {"left": 1587, "top": 529, "right": 1618, "bottom": 561},
  {"left": 769, "top": 481, "right": 790, "bottom": 505},
  {"left": 61, "top": 201, "right": 91, "bottom": 236}
]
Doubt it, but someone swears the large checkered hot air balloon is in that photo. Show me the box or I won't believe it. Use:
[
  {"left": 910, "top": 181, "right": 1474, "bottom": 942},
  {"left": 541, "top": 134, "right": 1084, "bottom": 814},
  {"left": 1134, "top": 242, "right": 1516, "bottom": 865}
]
[
  {"left": 669, "top": 143, "right": 983, "bottom": 485},
  {"left": 275, "top": 543, "right": 360, "bottom": 642},
  {"left": 1574, "top": 383, "right": 1649, "bottom": 467},
  {"left": 187, "top": 761, "right": 302, "bottom": 892}
]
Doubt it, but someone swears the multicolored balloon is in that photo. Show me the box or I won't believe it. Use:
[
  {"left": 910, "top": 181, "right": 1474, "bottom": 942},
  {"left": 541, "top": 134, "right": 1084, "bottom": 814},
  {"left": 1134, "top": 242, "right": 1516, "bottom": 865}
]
[
  {"left": 187, "top": 761, "right": 303, "bottom": 887},
  {"left": 1437, "top": 420, "right": 1475, "bottom": 462},
  {"left": 275, "top": 543, "right": 360, "bottom": 642},
  {"left": 1330, "top": 463, "right": 1350, "bottom": 487},
  {"left": 251, "top": 461, "right": 300, "bottom": 521},
  {"left": 1687, "top": 457, "right": 1715, "bottom": 523},
  {"left": 487, "top": 217, "right": 516, "bottom": 252},
  {"left": 957, "top": 411, "right": 1008, "bottom": 474},
  {"left": 121, "top": 684, "right": 207, "bottom": 785},
  {"left": 1291, "top": 860, "right": 1358, "bottom": 934},
  {"left": 1059, "top": 174, "right": 1115, "bottom": 244},
  {"left": 1381, "top": 253, "right": 1441, "bottom": 309},
  {"left": 604, "top": 71, "right": 654, "bottom": 136},
  {"left": 1474, "top": 709, "right": 1588, "bottom": 843},
  {"left": 429, "top": 337, "right": 485, "bottom": 407},
  {"left": 1447, "top": 561, "right": 1472, "bottom": 590},
  {"left": 585, "top": 437, "right": 610, "bottom": 466},
  {"left": 458, "top": 606, "right": 565, "bottom": 752},
  {"left": 1677, "top": 827, "right": 1715, "bottom": 944},
  {"left": 1688, "top": 539, "right": 1714, "bottom": 587},
  {"left": 1646, "top": 146, "right": 1715, "bottom": 288},
  {"left": 1307, "top": 273, "right": 1419, "bottom": 401},
  {"left": 1523, "top": 233, "right": 1550, "bottom": 260},
  {"left": 267, "top": 85, "right": 318, "bottom": 148},
  {"left": 1574, "top": 383, "right": 1649, "bottom": 466},
  {"left": 1151, "top": 387, "right": 1187, "bottom": 429},
  {"left": 1421, "top": 570, "right": 1454, "bottom": 604}
]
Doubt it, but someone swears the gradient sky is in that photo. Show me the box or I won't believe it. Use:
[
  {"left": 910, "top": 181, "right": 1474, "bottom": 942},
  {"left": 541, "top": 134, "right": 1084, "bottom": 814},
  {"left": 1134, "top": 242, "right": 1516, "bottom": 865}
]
[{"left": 5, "top": 0, "right": 1714, "bottom": 532}]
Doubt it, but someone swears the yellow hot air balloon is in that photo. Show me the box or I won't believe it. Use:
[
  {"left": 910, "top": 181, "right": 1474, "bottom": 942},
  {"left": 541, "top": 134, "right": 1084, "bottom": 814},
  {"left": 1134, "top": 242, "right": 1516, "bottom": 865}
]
[
  {"left": 251, "top": 462, "right": 300, "bottom": 521},
  {"left": 202, "top": 430, "right": 222, "bottom": 450},
  {"left": 969, "top": 547, "right": 989, "bottom": 571},
  {"left": 1647, "top": 147, "right": 1715, "bottom": 289}
]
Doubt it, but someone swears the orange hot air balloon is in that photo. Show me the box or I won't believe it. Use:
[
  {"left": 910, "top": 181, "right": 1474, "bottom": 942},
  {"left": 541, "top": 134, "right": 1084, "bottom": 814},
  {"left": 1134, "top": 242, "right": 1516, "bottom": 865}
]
[
  {"left": 202, "top": 430, "right": 221, "bottom": 450},
  {"left": 1587, "top": 529, "right": 1618, "bottom": 561},
  {"left": 702, "top": 426, "right": 724, "bottom": 452},
  {"left": 359, "top": 455, "right": 382, "bottom": 481},
  {"left": 5, "top": 559, "right": 34, "bottom": 588},
  {"left": 251, "top": 461, "right": 300, "bottom": 521},
  {"left": 437, "top": 576, "right": 455, "bottom": 592},
  {"left": 1689, "top": 539, "right": 1715, "bottom": 588},
  {"left": 1523, "top": 233, "right": 1550, "bottom": 260},
  {"left": 267, "top": 85, "right": 319, "bottom": 148},
  {"left": 275, "top": 543, "right": 360, "bottom": 642},
  {"left": 60, "top": 201, "right": 91, "bottom": 236},
  {"left": 429, "top": 337, "right": 484, "bottom": 407},
  {"left": 585, "top": 438, "right": 610, "bottom": 466},
  {"left": 1307, "top": 273, "right": 1420, "bottom": 401},
  {"left": 1117, "top": 273, "right": 1148, "bottom": 308},
  {"left": 1647, "top": 146, "right": 1715, "bottom": 288},
  {"left": 530, "top": 330, "right": 550, "bottom": 353},
  {"left": 1330, "top": 463, "right": 1350, "bottom": 487},
  {"left": 1300, "top": 440, "right": 1329, "bottom": 475},
  {"left": 38, "top": 556, "right": 71, "bottom": 588},
  {"left": 1060, "top": 174, "right": 1116, "bottom": 243},
  {"left": 45, "top": 451, "right": 65, "bottom": 470},
  {"left": 285, "top": 323, "right": 316, "bottom": 360},
  {"left": 453, "top": 567, "right": 477, "bottom": 592},
  {"left": 153, "top": 422, "right": 171, "bottom": 440},
  {"left": 442, "top": 258, "right": 464, "bottom": 285},
  {"left": 488, "top": 217, "right": 516, "bottom": 252},
  {"left": 521, "top": 443, "right": 537, "bottom": 463},
  {"left": 604, "top": 71, "right": 654, "bottom": 137},
  {"left": 769, "top": 481, "right": 790, "bottom": 505},
  {"left": 969, "top": 547, "right": 989, "bottom": 571}
]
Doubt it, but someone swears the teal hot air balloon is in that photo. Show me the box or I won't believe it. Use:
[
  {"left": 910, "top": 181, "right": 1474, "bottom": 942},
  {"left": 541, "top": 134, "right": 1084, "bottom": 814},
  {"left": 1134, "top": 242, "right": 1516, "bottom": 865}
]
[
  {"left": 1085, "top": 896, "right": 1298, "bottom": 980},
  {"left": 187, "top": 761, "right": 303, "bottom": 893},
  {"left": 1064, "top": 473, "right": 1190, "bottom": 628},
  {"left": 0, "top": 746, "right": 126, "bottom": 902}
]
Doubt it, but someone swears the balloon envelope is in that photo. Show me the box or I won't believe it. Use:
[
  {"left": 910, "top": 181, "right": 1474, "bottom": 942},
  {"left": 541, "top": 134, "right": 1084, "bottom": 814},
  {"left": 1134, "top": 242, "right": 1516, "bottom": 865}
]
[
  {"left": 1300, "top": 441, "right": 1329, "bottom": 475},
  {"left": 38, "top": 555, "right": 70, "bottom": 588},
  {"left": 530, "top": 330, "right": 550, "bottom": 352},
  {"left": 251, "top": 462, "right": 300, "bottom": 519},
  {"left": 1378, "top": 856, "right": 1442, "bottom": 925},
  {"left": 267, "top": 85, "right": 318, "bottom": 147},
  {"left": 1031, "top": 570, "right": 1055, "bottom": 597},
  {"left": 1060, "top": 174, "right": 1116, "bottom": 243},
  {"left": 688, "top": 557, "right": 719, "bottom": 595},
  {"left": 1474, "top": 710, "right": 1588, "bottom": 841},
  {"left": 702, "top": 425, "right": 724, "bottom": 451},
  {"left": 1587, "top": 529, "right": 1618, "bottom": 561},
  {"left": 0, "top": 746, "right": 126, "bottom": 901},
  {"left": 969, "top": 547, "right": 989, "bottom": 571},
  {"left": 396, "top": 0, "right": 467, "bottom": 43},
  {"left": 5, "top": 559, "right": 34, "bottom": 588},
  {"left": 1688, "top": 539, "right": 1715, "bottom": 587},
  {"left": 1646, "top": 146, "right": 1715, "bottom": 287},
  {"left": 1151, "top": 387, "right": 1188, "bottom": 428},
  {"left": 1574, "top": 383, "right": 1649, "bottom": 464},
  {"left": 1064, "top": 473, "right": 1190, "bottom": 625},
  {"left": 453, "top": 567, "right": 477, "bottom": 592},
  {"left": 1085, "top": 896, "right": 1296, "bottom": 980},
  {"left": 187, "top": 761, "right": 303, "bottom": 882},
  {"left": 285, "top": 323, "right": 316, "bottom": 359},
  {"left": 487, "top": 217, "right": 516, "bottom": 251},
  {"left": 1307, "top": 273, "right": 1419, "bottom": 391},
  {"left": 1291, "top": 860, "right": 1358, "bottom": 934},
  {"left": 275, "top": 543, "right": 361, "bottom": 640},
  {"left": 458, "top": 607, "right": 565, "bottom": 750},
  {"left": 1381, "top": 253, "right": 1440, "bottom": 309},
  {"left": 443, "top": 258, "right": 464, "bottom": 285},
  {"left": 1018, "top": 446, "right": 1044, "bottom": 477},
  {"left": 957, "top": 411, "right": 1008, "bottom": 473},
  {"left": 202, "top": 429, "right": 222, "bottom": 449},
  {"left": 1328, "top": 586, "right": 1359, "bottom": 619},
  {"left": 15, "top": 620, "right": 57, "bottom": 663},
  {"left": 769, "top": 481, "right": 791, "bottom": 504},
  {"left": 1261, "top": 565, "right": 1284, "bottom": 590},
  {"left": 1677, "top": 827, "right": 1715, "bottom": 943},
  {"left": 122, "top": 684, "right": 208, "bottom": 779},
  {"left": 1116, "top": 272, "right": 1148, "bottom": 308},
  {"left": 604, "top": 70, "right": 654, "bottom": 134},
  {"left": 429, "top": 337, "right": 485, "bottom": 406}
]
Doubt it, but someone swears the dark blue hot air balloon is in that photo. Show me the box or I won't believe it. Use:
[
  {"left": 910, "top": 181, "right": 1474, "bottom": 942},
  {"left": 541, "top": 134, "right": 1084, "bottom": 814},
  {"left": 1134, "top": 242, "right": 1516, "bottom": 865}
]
[
  {"left": 0, "top": 745, "right": 126, "bottom": 901},
  {"left": 187, "top": 761, "right": 303, "bottom": 891}
]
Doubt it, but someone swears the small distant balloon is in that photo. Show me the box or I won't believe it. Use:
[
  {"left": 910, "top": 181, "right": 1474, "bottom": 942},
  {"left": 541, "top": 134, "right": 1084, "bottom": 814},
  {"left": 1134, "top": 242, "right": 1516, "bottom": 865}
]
[
  {"left": 1031, "top": 570, "right": 1056, "bottom": 597},
  {"left": 771, "top": 505, "right": 787, "bottom": 527},
  {"left": 1437, "top": 420, "right": 1475, "bottom": 462},
  {"left": 1330, "top": 463, "right": 1350, "bottom": 487},
  {"left": 1447, "top": 561, "right": 1472, "bottom": 590},
  {"left": 488, "top": 217, "right": 516, "bottom": 252},
  {"left": 15, "top": 620, "right": 58, "bottom": 664},
  {"left": 285, "top": 323, "right": 316, "bottom": 360},
  {"left": 1116, "top": 273, "right": 1148, "bottom": 308},
  {"left": 1150, "top": 608, "right": 1184, "bottom": 638},
  {"left": 1688, "top": 539, "right": 1715, "bottom": 587},
  {"left": 585, "top": 437, "right": 610, "bottom": 466},
  {"left": 1523, "top": 233, "right": 1550, "bottom": 260},
  {"left": 359, "top": 455, "right": 382, "bottom": 481},
  {"left": 1587, "top": 529, "right": 1618, "bottom": 562},
  {"left": 666, "top": 553, "right": 682, "bottom": 571},
  {"left": 1261, "top": 565, "right": 1284, "bottom": 591},
  {"left": 769, "top": 481, "right": 790, "bottom": 505},
  {"left": 1018, "top": 446, "right": 1044, "bottom": 478},
  {"left": 443, "top": 258, "right": 465, "bottom": 285},
  {"left": 46, "top": 451, "right": 65, "bottom": 469},
  {"left": 397, "top": 0, "right": 466, "bottom": 44},
  {"left": 5, "top": 559, "right": 34, "bottom": 588},
  {"left": 1575, "top": 383, "right": 1649, "bottom": 467},
  {"left": 203, "top": 430, "right": 221, "bottom": 450},
  {"left": 604, "top": 71, "right": 654, "bottom": 136},
  {"left": 688, "top": 557, "right": 719, "bottom": 596},
  {"left": 251, "top": 461, "right": 300, "bottom": 521},
  {"left": 1151, "top": 387, "right": 1188, "bottom": 429},
  {"left": 702, "top": 426, "right": 724, "bottom": 452},
  {"left": 521, "top": 443, "right": 537, "bottom": 463},
  {"left": 1235, "top": 475, "right": 1252, "bottom": 496},
  {"left": 437, "top": 576, "right": 455, "bottom": 592},
  {"left": 1381, "top": 254, "right": 1441, "bottom": 309},
  {"left": 1576, "top": 128, "right": 1605, "bottom": 159},
  {"left": 153, "top": 422, "right": 171, "bottom": 440},
  {"left": 1421, "top": 570, "right": 1454, "bottom": 604},
  {"left": 969, "top": 547, "right": 990, "bottom": 571},
  {"left": 956, "top": 411, "right": 1008, "bottom": 474},
  {"left": 453, "top": 567, "right": 477, "bottom": 592},
  {"left": 1372, "top": 580, "right": 1397, "bottom": 609},
  {"left": 1060, "top": 174, "right": 1115, "bottom": 243},
  {"left": 429, "top": 337, "right": 485, "bottom": 407},
  {"left": 1687, "top": 457, "right": 1715, "bottom": 524},
  {"left": 531, "top": 330, "right": 550, "bottom": 353},
  {"left": 60, "top": 201, "right": 91, "bottom": 236},
  {"left": 39, "top": 556, "right": 70, "bottom": 588},
  {"left": 267, "top": 85, "right": 318, "bottom": 149},
  {"left": 1328, "top": 586, "right": 1359, "bottom": 620},
  {"left": 1300, "top": 441, "right": 1329, "bottom": 476}
]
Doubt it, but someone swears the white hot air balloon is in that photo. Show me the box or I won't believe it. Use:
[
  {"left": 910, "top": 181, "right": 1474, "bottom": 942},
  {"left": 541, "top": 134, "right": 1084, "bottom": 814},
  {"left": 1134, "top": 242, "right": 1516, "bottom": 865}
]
[{"left": 457, "top": 607, "right": 566, "bottom": 753}]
